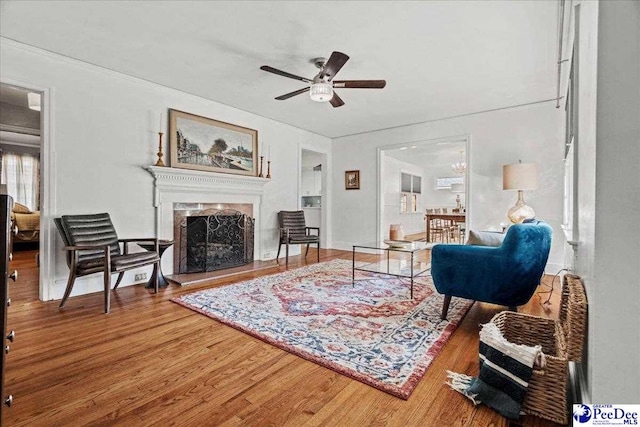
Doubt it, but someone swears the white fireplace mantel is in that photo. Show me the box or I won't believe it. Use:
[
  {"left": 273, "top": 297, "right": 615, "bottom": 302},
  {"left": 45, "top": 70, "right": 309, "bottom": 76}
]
[
  {"left": 144, "top": 166, "right": 270, "bottom": 268},
  {"left": 145, "top": 166, "right": 270, "bottom": 205}
]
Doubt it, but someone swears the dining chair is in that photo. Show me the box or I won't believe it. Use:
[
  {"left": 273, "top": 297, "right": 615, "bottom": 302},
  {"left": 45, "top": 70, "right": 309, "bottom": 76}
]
[{"left": 430, "top": 218, "right": 450, "bottom": 243}]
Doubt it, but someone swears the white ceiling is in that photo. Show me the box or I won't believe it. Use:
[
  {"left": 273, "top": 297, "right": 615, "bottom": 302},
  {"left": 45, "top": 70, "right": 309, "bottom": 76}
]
[
  {"left": 384, "top": 139, "right": 466, "bottom": 168},
  {"left": 0, "top": 1, "right": 559, "bottom": 138}
]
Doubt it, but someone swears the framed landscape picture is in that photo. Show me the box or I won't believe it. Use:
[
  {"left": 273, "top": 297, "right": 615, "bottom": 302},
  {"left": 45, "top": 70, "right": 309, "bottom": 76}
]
[
  {"left": 169, "top": 109, "right": 258, "bottom": 176},
  {"left": 345, "top": 170, "right": 360, "bottom": 190}
]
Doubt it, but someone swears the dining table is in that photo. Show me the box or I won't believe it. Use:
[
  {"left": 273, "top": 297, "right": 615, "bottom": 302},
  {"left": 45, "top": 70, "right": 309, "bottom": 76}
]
[{"left": 425, "top": 212, "right": 466, "bottom": 242}]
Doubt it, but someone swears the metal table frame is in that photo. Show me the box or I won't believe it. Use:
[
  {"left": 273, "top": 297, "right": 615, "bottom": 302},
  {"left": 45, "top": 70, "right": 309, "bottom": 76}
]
[{"left": 351, "top": 241, "right": 433, "bottom": 299}]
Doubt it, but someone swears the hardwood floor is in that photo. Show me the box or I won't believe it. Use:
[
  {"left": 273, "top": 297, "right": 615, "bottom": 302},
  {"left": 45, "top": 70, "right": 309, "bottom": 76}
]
[{"left": 4, "top": 248, "right": 563, "bottom": 426}]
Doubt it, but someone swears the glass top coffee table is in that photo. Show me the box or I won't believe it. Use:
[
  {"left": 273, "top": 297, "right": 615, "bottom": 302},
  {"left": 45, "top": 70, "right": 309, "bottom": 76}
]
[{"left": 352, "top": 241, "right": 436, "bottom": 299}]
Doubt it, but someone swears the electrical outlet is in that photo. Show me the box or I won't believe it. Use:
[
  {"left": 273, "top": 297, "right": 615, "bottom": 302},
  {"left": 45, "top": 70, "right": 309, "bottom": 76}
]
[
  {"left": 135, "top": 273, "right": 147, "bottom": 282},
  {"left": 263, "top": 252, "right": 272, "bottom": 259}
]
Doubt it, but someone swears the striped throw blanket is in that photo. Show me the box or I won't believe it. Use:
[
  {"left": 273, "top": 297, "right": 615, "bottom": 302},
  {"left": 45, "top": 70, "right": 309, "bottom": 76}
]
[{"left": 447, "top": 321, "right": 546, "bottom": 420}]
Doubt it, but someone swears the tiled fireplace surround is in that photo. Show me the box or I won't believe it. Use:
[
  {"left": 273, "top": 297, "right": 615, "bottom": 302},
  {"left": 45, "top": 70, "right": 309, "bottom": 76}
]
[{"left": 144, "top": 166, "right": 269, "bottom": 275}]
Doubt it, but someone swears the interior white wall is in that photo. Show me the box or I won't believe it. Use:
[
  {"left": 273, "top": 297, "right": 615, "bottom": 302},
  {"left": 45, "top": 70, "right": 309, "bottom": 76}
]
[
  {"left": 423, "top": 168, "right": 466, "bottom": 210},
  {"left": 332, "top": 102, "right": 565, "bottom": 273},
  {"left": 381, "top": 155, "right": 424, "bottom": 236},
  {"left": 0, "top": 39, "right": 331, "bottom": 300},
  {"left": 571, "top": 0, "right": 640, "bottom": 403}
]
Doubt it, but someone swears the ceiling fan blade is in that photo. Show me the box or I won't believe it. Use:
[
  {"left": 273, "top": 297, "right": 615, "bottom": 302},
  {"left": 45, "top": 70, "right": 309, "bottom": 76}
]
[
  {"left": 275, "top": 87, "right": 310, "bottom": 100},
  {"left": 260, "top": 66, "right": 312, "bottom": 83},
  {"left": 333, "top": 80, "right": 387, "bottom": 89},
  {"left": 329, "top": 92, "right": 345, "bottom": 108},
  {"left": 320, "top": 51, "right": 350, "bottom": 80}
]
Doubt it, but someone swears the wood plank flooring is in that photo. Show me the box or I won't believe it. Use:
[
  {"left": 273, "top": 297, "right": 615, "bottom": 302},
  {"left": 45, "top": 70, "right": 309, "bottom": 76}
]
[{"left": 4, "top": 248, "right": 564, "bottom": 426}]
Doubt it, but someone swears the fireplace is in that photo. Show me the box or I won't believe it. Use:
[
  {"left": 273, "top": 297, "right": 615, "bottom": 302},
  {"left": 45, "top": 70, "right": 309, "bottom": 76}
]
[
  {"left": 177, "top": 209, "right": 254, "bottom": 273},
  {"left": 145, "top": 166, "right": 269, "bottom": 277}
]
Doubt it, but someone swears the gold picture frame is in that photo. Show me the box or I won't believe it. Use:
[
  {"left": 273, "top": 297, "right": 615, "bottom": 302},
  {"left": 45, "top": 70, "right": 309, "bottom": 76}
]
[
  {"left": 345, "top": 170, "right": 360, "bottom": 190},
  {"left": 169, "top": 109, "right": 258, "bottom": 176}
]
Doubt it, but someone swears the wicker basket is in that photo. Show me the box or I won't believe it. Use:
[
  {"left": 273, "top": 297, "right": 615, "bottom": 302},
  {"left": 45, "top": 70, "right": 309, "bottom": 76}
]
[
  {"left": 559, "top": 274, "right": 588, "bottom": 362},
  {"left": 488, "top": 274, "right": 587, "bottom": 425}
]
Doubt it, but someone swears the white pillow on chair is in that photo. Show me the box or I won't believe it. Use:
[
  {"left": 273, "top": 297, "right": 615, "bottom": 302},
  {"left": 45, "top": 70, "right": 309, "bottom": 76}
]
[{"left": 466, "top": 230, "right": 506, "bottom": 247}]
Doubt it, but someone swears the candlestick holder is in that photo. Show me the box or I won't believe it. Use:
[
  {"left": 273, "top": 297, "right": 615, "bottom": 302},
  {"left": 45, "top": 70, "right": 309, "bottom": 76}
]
[
  {"left": 258, "top": 156, "right": 264, "bottom": 177},
  {"left": 266, "top": 160, "right": 271, "bottom": 179},
  {"left": 154, "top": 132, "right": 165, "bottom": 167}
]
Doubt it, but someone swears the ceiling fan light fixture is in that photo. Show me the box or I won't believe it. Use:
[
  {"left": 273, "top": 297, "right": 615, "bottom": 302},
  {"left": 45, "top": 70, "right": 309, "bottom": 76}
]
[
  {"left": 309, "top": 82, "right": 333, "bottom": 102},
  {"left": 261, "top": 51, "right": 385, "bottom": 107}
]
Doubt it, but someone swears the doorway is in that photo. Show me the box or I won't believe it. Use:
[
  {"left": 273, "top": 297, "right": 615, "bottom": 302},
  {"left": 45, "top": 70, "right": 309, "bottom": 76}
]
[
  {"left": 300, "top": 149, "right": 326, "bottom": 247},
  {"left": 377, "top": 136, "right": 470, "bottom": 243},
  {"left": 0, "top": 83, "right": 43, "bottom": 302}
]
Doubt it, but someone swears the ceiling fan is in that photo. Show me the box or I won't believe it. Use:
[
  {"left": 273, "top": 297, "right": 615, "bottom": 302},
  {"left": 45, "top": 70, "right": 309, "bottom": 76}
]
[{"left": 260, "top": 51, "right": 386, "bottom": 108}]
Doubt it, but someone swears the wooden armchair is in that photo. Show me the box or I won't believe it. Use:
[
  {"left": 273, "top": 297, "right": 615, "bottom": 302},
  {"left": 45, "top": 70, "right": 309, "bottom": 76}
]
[
  {"left": 276, "top": 210, "right": 320, "bottom": 268},
  {"left": 54, "top": 213, "right": 160, "bottom": 314}
]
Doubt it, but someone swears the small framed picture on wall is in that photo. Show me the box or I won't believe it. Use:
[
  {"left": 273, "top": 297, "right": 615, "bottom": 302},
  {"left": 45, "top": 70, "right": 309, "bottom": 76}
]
[{"left": 345, "top": 170, "right": 360, "bottom": 190}]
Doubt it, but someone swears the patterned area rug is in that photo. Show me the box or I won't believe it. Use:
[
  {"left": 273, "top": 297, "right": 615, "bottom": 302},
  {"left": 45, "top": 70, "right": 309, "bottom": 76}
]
[{"left": 172, "top": 259, "right": 472, "bottom": 399}]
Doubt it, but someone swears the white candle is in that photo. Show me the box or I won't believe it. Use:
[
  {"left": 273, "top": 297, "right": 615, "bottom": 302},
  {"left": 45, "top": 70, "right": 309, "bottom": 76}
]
[
  {"left": 268, "top": 144, "right": 271, "bottom": 160},
  {"left": 159, "top": 113, "right": 163, "bottom": 132},
  {"left": 260, "top": 140, "right": 263, "bottom": 157}
]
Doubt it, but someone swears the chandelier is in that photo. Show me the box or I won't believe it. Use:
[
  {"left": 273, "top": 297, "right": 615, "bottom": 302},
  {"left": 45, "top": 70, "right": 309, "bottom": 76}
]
[{"left": 451, "top": 150, "right": 466, "bottom": 175}]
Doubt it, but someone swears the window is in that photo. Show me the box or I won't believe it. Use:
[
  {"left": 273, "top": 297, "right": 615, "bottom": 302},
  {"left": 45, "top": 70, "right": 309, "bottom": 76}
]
[
  {"left": 562, "top": 45, "right": 579, "bottom": 245},
  {"left": 400, "top": 193, "right": 408, "bottom": 213},
  {"left": 1, "top": 151, "right": 40, "bottom": 210},
  {"left": 435, "top": 176, "right": 464, "bottom": 190},
  {"left": 412, "top": 175, "right": 421, "bottom": 194},
  {"left": 400, "top": 172, "right": 421, "bottom": 213}
]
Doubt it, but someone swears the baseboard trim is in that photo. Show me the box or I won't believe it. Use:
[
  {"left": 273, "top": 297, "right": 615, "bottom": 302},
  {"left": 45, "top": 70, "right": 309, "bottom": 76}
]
[{"left": 545, "top": 262, "right": 564, "bottom": 275}]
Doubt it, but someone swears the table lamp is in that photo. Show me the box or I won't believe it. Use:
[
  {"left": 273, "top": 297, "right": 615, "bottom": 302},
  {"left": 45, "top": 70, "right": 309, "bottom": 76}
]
[
  {"left": 503, "top": 161, "right": 538, "bottom": 223},
  {"left": 451, "top": 183, "right": 465, "bottom": 210}
]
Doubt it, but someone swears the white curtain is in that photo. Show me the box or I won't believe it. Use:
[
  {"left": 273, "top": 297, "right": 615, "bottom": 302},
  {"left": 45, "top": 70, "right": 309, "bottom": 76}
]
[{"left": 1, "top": 151, "right": 40, "bottom": 211}]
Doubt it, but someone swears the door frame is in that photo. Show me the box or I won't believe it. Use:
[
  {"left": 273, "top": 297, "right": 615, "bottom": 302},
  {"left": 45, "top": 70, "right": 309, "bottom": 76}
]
[
  {"left": 376, "top": 134, "right": 471, "bottom": 243},
  {"left": 298, "top": 146, "right": 330, "bottom": 249},
  {"left": 1, "top": 77, "right": 55, "bottom": 301}
]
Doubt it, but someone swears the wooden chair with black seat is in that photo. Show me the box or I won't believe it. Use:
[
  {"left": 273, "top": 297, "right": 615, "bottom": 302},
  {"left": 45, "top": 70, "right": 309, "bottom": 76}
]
[
  {"left": 276, "top": 210, "right": 320, "bottom": 268},
  {"left": 54, "top": 213, "right": 160, "bottom": 314}
]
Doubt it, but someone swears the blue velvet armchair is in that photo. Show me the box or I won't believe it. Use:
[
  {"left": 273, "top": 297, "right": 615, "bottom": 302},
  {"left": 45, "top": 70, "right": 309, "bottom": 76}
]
[{"left": 431, "top": 221, "right": 552, "bottom": 319}]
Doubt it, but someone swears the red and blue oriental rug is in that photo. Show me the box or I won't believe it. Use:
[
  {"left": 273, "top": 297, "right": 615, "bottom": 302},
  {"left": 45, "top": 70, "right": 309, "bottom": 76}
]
[{"left": 172, "top": 259, "right": 472, "bottom": 399}]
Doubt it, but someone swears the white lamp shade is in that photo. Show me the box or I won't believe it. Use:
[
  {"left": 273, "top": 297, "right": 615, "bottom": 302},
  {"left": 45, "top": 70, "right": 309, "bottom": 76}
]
[
  {"left": 27, "top": 92, "right": 41, "bottom": 111},
  {"left": 503, "top": 162, "right": 538, "bottom": 190},
  {"left": 451, "top": 183, "right": 465, "bottom": 193}
]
